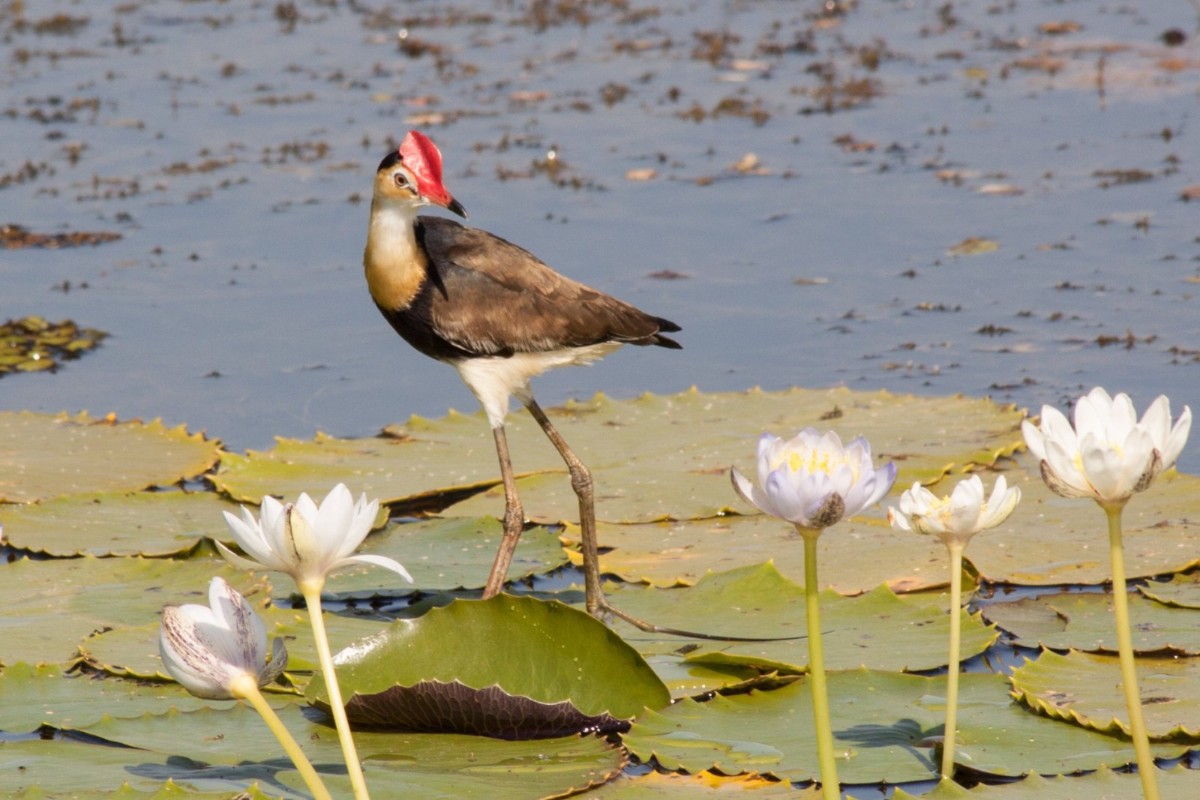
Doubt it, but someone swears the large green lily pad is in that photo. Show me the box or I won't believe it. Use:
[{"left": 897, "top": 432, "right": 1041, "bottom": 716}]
[
  {"left": 556, "top": 513, "right": 953, "bottom": 594},
  {"left": 982, "top": 591, "right": 1200, "bottom": 655},
  {"left": 623, "top": 670, "right": 1184, "bottom": 784},
  {"left": 0, "top": 490, "right": 244, "bottom": 558},
  {"left": 0, "top": 555, "right": 269, "bottom": 667},
  {"left": 599, "top": 563, "right": 997, "bottom": 675},
  {"left": 967, "top": 465, "right": 1200, "bottom": 585},
  {"left": 1010, "top": 649, "right": 1200, "bottom": 739},
  {"left": 213, "top": 388, "right": 1024, "bottom": 522},
  {"left": 63, "top": 701, "right": 625, "bottom": 799},
  {"left": 311, "top": 517, "right": 570, "bottom": 597},
  {"left": 0, "top": 662, "right": 225, "bottom": 733},
  {"left": 307, "top": 595, "right": 670, "bottom": 738},
  {"left": 0, "top": 411, "right": 221, "bottom": 504},
  {"left": 1, "top": 736, "right": 273, "bottom": 799}
]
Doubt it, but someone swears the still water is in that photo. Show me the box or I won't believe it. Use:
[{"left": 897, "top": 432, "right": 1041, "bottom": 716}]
[{"left": 2, "top": 0, "right": 1198, "bottom": 471}]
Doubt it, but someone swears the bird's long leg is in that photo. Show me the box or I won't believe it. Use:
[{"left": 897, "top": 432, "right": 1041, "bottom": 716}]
[
  {"left": 520, "top": 397, "right": 611, "bottom": 618},
  {"left": 522, "top": 397, "right": 810, "bottom": 640},
  {"left": 483, "top": 424, "right": 524, "bottom": 599}
]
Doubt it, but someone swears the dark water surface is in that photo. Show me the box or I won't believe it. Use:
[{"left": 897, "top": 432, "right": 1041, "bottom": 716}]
[{"left": 3, "top": 0, "right": 1198, "bottom": 471}]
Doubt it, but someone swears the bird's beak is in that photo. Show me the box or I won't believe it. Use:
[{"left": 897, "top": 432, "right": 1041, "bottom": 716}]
[{"left": 445, "top": 196, "right": 467, "bottom": 219}]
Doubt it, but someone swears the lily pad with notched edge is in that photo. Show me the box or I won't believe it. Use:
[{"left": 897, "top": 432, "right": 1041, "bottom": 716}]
[
  {"left": 894, "top": 765, "right": 1200, "bottom": 799},
  {"left": 0, "top": 555, "right": 269, "bottom": 667},
  {"left": 0, "top": 490, "right": 244, "bottom": 558},
  {"left": 1010, "top": 649, "right": 1200, "bottom": 740},
  {"left": 964, "top": 462, "right": 1200, "bottom": 586},
  {"left": 306, "top": 594, "right": 670, "bottom": 739},
  {"left": 982, "top": 591, "right": 1200, "bottom": 655},
  {"left": 624, "top": 670, "right": 1186, "bottom": 785},
  {"left": 308, "top": 516, "right": 570, "bottom": 597},
  {"left": 555, "top": 513, "right": 952, "bottom": 594},
  {"left": 60, "top": 701, "right": 626, "bottom": 799},
  {"left": 214, "top": 387, "right": 1025, "bottom": 523},
  {"left": 599, "top": 563, "right": 997, "bottom": 676},
  {"left": 0, "top": 411, "right": 221, "bottom": 504}
]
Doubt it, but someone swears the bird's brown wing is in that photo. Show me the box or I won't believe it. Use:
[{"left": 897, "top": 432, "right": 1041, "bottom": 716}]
[{"left": 414, "top": 216, "right": 679, "bottom": 357}]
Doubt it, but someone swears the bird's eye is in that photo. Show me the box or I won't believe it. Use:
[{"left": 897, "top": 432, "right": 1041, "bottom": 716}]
[{"left": 393, "top": 172, "right": 410, "bottom": 189}]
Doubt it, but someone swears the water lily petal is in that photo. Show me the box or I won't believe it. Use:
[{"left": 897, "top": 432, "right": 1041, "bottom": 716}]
[{"left": 337, "top": 553, "right": 413, "bottom": 584}]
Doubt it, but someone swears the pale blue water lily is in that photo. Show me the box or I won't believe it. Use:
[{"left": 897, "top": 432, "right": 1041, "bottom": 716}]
[
  {"left": 732, "top": 429, "right": 897, "bottom": 529},
  {"left": 731, "top": 429, "right": 895, "bottom": 800},
  {"left": 218, "top": 482, "right": 412, "bottom": 593}
]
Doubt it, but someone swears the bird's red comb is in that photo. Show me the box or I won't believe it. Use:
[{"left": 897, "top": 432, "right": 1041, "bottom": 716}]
[{"left": 399, "top": 131, "right": 452, "bottom": 205}]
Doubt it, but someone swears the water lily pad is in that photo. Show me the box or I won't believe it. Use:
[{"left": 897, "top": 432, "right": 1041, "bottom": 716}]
[
  {"left": 556, "top": 513, "right": 951, "bottom": 594},
  {"left": 601, "top": 563, "right": 997, "bottom": 675},
  {"left": 1139, "top": 573, "right": 1200, "bottom": 608},
  {"left": 982, "top": 592, "right": 1200, "bottom": 655},
  {"left": 307, "top": 595, "right": 671, "bottom": 739},
  {"left": 0, "top": 662, "right": 224, "bottom": 733},
  {"left": 0, "top": 411, "right": 220, "bottom": 504},
  {"left": 0, "top": 491, "right": 244, "bottom": 558},
  {"left": 586, "top": 771, "right": 816, "bottom": 797},
  {"left": 0, "top": 555, "right": 269, "bottom": 667},
  {"left": 0, "top": 316, "right": 108, "bottom": 377},
  {"left": 899, "top": 765, "right": 1200, "bottom": 799},
  {"left": 215, "top": 388, "right": 1024, "bottom": 523},
  {"left": 75, "top": 604, "right": 383, "bottom": 684},
  {"left": 68, "top": 701, "right": 625, "bottom": 799},
  {"left": 1010, "top": 649, "right": 1200, "bottom": 739},
  {"left": 0, "top": 736, "right": 274, "bottom": 798},
  {"left": 315, "top": 517, "right": 570, "bottom": 597},
  {"left": 965, "top": 464, "right": 1200, "bottom": 586},
  {"left": 624, "top": 670, "right": 1186, "bottom": 785}
]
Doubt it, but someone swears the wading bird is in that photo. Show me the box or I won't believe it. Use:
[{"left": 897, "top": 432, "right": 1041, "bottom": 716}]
[{"left": 363, "top": 131, "right": 680, "bottom": 620}]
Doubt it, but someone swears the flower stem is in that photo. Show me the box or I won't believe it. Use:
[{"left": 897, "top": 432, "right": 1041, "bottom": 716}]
[
  {"left": 1105, "top": 503, "right": 1160, "bottom": 800},
  {"left": 799, "top": 526, "right": 840, "bottom": 800},
  {"left": 940, "top": 541, "right": 965, "bottom": 781},
  {"left": 230, "top": 675, "right": 334, "bottom": 800},
  {"left": 302, "top": 584, "right": 372, "bottom": 800}
]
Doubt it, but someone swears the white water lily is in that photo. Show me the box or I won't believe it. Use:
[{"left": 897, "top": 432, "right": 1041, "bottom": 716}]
[
  {"left": 888, "top": 474, "right": 1021, "bottom": 780},
  {"left": 1022, "top": 387, "right": 1191, "bottom": 507},
  {"left": 218, "top": 483, "right": 412, "bottom": 593},
  {"left": 889, "top": 474, "right": 1020, "bottom": 548},
  {"left": 731, "top": 429, "right": 897, "bottom": 529},
  {"left": 159, "top": 577, "right": 286, "bottom": 700}
]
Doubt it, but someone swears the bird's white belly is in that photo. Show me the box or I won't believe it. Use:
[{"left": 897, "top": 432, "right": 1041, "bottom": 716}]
[{"left": 453, "top": 343, "right": 623, "bottom": 428}]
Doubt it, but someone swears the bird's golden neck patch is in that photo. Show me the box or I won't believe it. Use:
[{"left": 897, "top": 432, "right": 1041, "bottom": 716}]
[{"left": 364, "top": 200, "right": 426, "bottom": 311}]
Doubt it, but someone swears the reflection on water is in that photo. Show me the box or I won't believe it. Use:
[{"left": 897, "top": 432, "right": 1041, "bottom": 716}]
[{"left": 2, "top": 1, "right": 1197, "bottom": 473}]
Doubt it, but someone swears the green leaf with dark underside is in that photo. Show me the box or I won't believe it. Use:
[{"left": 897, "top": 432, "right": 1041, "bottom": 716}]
[{"left": 306, "top": 594, "right": 670, "bottom": 739}]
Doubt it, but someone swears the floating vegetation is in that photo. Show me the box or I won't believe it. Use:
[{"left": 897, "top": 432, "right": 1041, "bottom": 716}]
[
  {"left": 1, "top": 224, "right": 120, "bottom": 249},
  {"left": 0, "top": 315, "right": 108, "bottom": 377}
]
